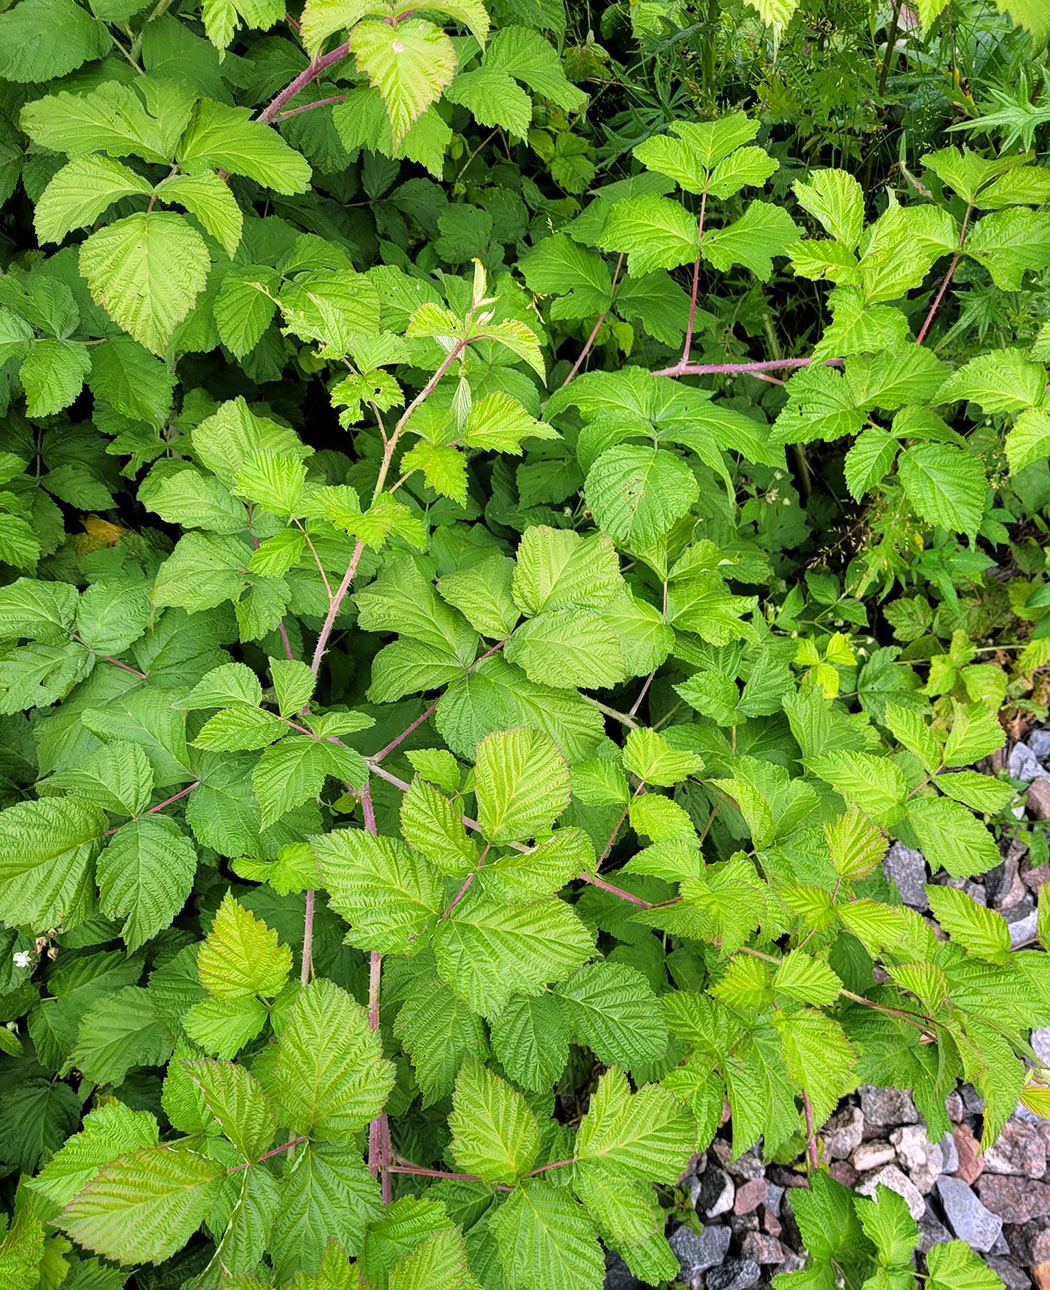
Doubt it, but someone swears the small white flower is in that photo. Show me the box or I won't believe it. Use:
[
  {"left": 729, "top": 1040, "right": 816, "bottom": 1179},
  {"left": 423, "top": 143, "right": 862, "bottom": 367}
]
[{"left": 12, "top": 950, "right": 32, "bottom": 969}]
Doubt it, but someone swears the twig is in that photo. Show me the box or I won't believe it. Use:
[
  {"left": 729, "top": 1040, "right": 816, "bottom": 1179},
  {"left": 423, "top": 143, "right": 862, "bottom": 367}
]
[
  {"left": 561, "top": 254, "right": 624, "bottom": 388},
  {"left": 275, "top": 93, "right": 349, "bottom": 121},
  {"left": 801, "top": 1089, "right": 819, "bottom": 1172},
  {"left": 680, "top": 186, "right": 709, "bottom": 367},
  {"left": 227, "top": 1135, "right": 308, "bottom": 1172},
  {"left": 300, "top": 889, "right": 314, "bottom": 986},
  {"left": 106, "top": 781, "right": 200, "bottom": 834},
  {"left": 256, "top": 41, "right": 352, "bottom": 124},
  {"left": 915, "top": 204, "right": 972, "bottom": 346},
  {"left": 653, "top": 356, "right": 843, "bottom": 379}
]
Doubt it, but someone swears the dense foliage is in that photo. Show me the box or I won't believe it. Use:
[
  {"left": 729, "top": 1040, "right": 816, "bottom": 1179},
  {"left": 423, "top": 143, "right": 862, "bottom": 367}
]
[{"left": 3, "top": 0, "right": 1050, "bottom": 1287}]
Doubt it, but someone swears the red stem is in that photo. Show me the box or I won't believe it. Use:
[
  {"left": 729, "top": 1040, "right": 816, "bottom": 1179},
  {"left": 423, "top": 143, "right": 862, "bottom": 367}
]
[
  {"left": 915, "top": 203, "right": 972, "bottom": 346},
  {"left": 227, "top": 1135, "right": 308, "bottom": 1172},
  {"left": 801, "top": 1090, "right": 818, "bottom": 1172},
  {"left": 275, "top": 92, "right": 348, "bottom": 120},
  {"left": 256, "top": 41, "right": 352, "bottom": 124},
  {"left": 561, "top": 254, "right": 623, "bottom": 388},
  {"left": 311, "top": 539, "right": 364, "bottom": 676},
  {"left": 102, "top": 655, "right": 147, "bottom": 678},
  {"left": 653, "top": 356, "right": 843, "bottom": 379},
  {"left": 680, "top": 184, "right": 709, "bottom": 367},
  {"left": 107, "top": 781, "right": 200, "bottom": 834},
  {"left": 278, "top": 620, "right": 296, "bottom": 664},
  {"left": 580, "top": 872, "right": 651, "bottom": 907}
]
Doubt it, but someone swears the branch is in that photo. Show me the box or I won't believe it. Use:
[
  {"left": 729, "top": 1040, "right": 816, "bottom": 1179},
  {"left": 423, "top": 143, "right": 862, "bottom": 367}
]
[
  {"left": 227, "top": 1135, "right": 308, "bottom": 1172},
  {"left": 561, "top": 253, "right": 624, "bottom": 388},
  {"left": 256, "top": 41, "right": 352, "bottom": 124},
  {"left": 680, "top": 184, "right": 708, "bottom": 367},
  {"left": 915, "top": 204, "right": 972, "bottom": 346},
  {"left": 653, "top": 355, "right": 843, "bottom": 379},
  {"left": 106, "top": 781, "right": 200, "bottom": 835}
]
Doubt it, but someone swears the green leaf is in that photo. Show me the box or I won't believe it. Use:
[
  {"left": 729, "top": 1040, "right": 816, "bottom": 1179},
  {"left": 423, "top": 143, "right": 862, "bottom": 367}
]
[
  {"left": 0, "top": 0, "right": 108, "bottom": 83},
  {"left": 942, "top": 701, "right": 1003, "bottom": 768},
  {"left": 701, "top": 201, "right": 799, "bottom": 279},
  {"left": 313, "top": 828, "right": 444, "bottom": 953},
  {"left": 88, "top": 335, "right": 176, "bottom": 424},
  {"left": 805, "top": 751, "right": 907, "bottom": 827},
  {"left": 925, "top": 884, "right": 1011, "bottom": 963},
  {"left": 1006, "top": 408, "right": 1050, "bottom": 473},
  {"left": 350, "top": 18, "right": 457, "bottom": 143},
  {"left": 556, "top": 962, "right": 668, "bottom": 1067},
  {"left": 98, "top": 816, "right": 197, "bottom": 951},
  {"left": 271, "top": 977, "right": 395, "bottom": 1142},
  {"left": 20, "top": 339, "right": 91, "bottom": 417},
  {"left": 793, "top": 169, "right": 864, "bottom": 249},
  {"left": 155, "top": 170, "right": 243, "bottom": 256},
  {"left": 965, "top": 207, "right": 1050, "bottom": 290},
  {"left": 774, "top": 950, "right": 842, "bottom": 1007},
  {"left": 505, "top": 609, "right": 625, "bottom": 691},
  {"left": 489, "top": 994, "right": 569, "bottom": 1092},
  {"left": 400, "top": 777, "right": 477, "bottom": 878},
  {"left": 622, "top": 726, "right": 703, "bottom": 787},
  {"left": 597, "top": 194, "right": 697, "bottom": 274},
  {"left": 183, "top": 1058, "right": 275, "bottom": 1160},
  {"left": 254, "top": 736, "right": 367, "bottom": 827},
  {"left": 633, "top": 115, "right": 760, "bottom": 192},
  {"left": 490, "top": 1180, "right": 603, "bottom": 1290},
  {"left": 194, "top": 704, "right": 289, "bottom": 751},
  {"left": 926, "top": 1239, "right": 1004, "bottom": 1290},
  {"left": 576, "top": 1067, "right": 695, "bottom": 1180},
  {"left": 446, "top": 66, "right": 532, "bottom": 138},
  {"left": 0, "top": 796, "right": 106, "bottom": 932},
  {"left": 474, "top": 726, "right": 571, "bottom": 843},
  {"left": 29, "top": 1102, "right": 159, "bottom": 1212},
  {"left": 70, "top": 984, "right": 172, "bottom": 1085},
  {"left": 79, "top": 212, "right": 210, "bottom": 355},
  {"left": 59, "top": 1143, "right": 224, "bottom": 1266},
  {"left": 461, "top": 391, "right": 558, "bottom": 454},
  {"left": 449, "top": 1057, "right": 540, "bottom": 1184},
  {"left": 936, "top": 347, "right": 1046, "bottom": 414},
  {"left": 437, "top": 555, "right": 521, "bottom": 639},
  {"left": 197, "top": 891, "right": 292, "bottom": 998},
  {"left": 905, "top": 795, "right": 1000, "bottom": 878},
  {"left": 35, "top": 154, "right": 152, "bottom": 244},
  {"left": 512, "top": 527, "right": 622, "bottom": 616},
  {"left": 394, "top": 974, "right": 488, "bottom": 1104},
  {"left": 435, "top": 890, "right": 595, "bottom": 1015},
  {"left": 178, "top": 99, "right": 312, "bottom": 194},
  {"left": 585, "top": 446, "right": 699, "bottom": 549}
]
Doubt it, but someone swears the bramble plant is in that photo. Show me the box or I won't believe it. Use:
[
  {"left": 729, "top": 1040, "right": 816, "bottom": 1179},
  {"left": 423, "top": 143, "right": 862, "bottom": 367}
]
[{"left": 2, "top": 0, "right": 1050, "bottom": 1287}]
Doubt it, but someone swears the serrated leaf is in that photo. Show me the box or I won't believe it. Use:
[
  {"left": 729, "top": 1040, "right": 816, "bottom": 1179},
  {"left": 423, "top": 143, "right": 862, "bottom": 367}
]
[
  {"left": 925, "top": 884, "right": 1011, "bottom": 963},
  {"left": 490, "top": 1180, "right": 603, "bottom": 1290},
  {"left": 449, "top": 1057, "right": 540, "bottom": 1183},
  {"left": 556, "top": 962, "right": 668, "bottom": 1067},
  {"left": 35, "top": 154, "right": 152, "bottom": 244},
  {"left": 198, "top": 891, "right": 292, "bottom": 999},
  {"left": 474, "top": 726, "right": 571, "bottom": 843},
  {"left": 98, "top": 816, "right": 197, "bottom": 951},
  {"left": 271, "top": 977, "right": 395, "bottom": 1142},
  {"left": 183, "top": 1058, "right": 275, "bottom": 1160},
  {"left": 350, "top": 18, "right": 457, "bottom": 144}
]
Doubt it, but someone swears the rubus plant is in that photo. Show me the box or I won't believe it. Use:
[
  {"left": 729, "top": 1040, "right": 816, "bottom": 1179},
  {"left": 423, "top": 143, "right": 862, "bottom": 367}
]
[{"left": 1, "top": 0, "right": 1050, "bottom": 1287}]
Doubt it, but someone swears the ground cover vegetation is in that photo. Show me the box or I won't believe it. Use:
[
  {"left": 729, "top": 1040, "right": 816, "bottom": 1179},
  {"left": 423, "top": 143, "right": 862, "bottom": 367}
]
[{"left": 1, "top": 0, "right": 1050, "bottom": 1286}]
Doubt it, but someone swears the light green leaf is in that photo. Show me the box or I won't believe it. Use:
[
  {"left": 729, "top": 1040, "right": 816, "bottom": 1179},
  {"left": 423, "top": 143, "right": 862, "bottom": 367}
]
[
  {"left": 512, "top": 527, "right": 621, "bottom": 616},
  {"left": 35, "top": 154, "right": 152, "bottom": 244},
  {"left": 79, "top": 212, "right": 210, "bottom": 355},
  {"left": 556, "top": 963, "right": 668, "bottom": 1068},
  {"left": 906, "top": 794, "right": 1000, "bottom": 878},
  {"left": 597, "top": 194, "right": 697, "bottom": 274},
  {"left": 178, "top": 99, "right": 312, "bottom": 194},
  {"left": 349, "top": 17, "right": 457, "bottom": 144},
  {"left": 271, "top": 977, "right": 395, "bottom": 1142},
  {"left": 925, "top": 884, "right": 1011, "bottom": 963},
  {"left": 474, "top": 726, "right": 571, "bottom": 843},
  {"left": 701, "top": 200, "right": 800, "bottom": 280},
  {"left": 0, "top": 796, "right": 105, "bottom": 932},
  {"left": 155, "top": 170, "right": 243, "bottom": 256},
  {"left": 183, "top": 1058, "right": 275, "bottom": 1160},
  {"left": 585, "top": 446, "right": 699, "bottom": 548},
  {"left": 20, "top": 339, "right": 91, "bottom": 417},
  {"left": 793, "top": 169, "right": 864, "bottom": 249},
  {"left": 490, "top": 1180, "right": 603, "bottom": 1290},
  {"left": 59, "top": 1143, "right": 223, "bottom": 1265},
  {"left": 622, "top": 726, "right": 703, "bottom": 787},
  {"left": 313, "top": 828, "right": 444, "bottom": 953},
  {"left": 897, "top": 444, "right": 985, "bottom": 538},
  {"left": 449, "top": 1057, "right": 540, "bottom": 1184},
  {"left": 197, "top": 891, "right": 291, "bottom": 999},
  {"left": 394, "top": 974, "right": 488, "bottom": 1104}
]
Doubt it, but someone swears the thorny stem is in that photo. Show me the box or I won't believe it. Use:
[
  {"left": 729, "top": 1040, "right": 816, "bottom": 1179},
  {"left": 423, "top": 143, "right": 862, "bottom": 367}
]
[
  {"left": 227, "top": 1135, "right": 308, "bottom": 1172},
  {"left": 275, "top": 93, "right": 349, "bottom": 121},
  {"left": 914, "top": 204, "right": 972, "bottom": 346},
  {"left": 300, "top": 889, "right": 315, "bottom": 986},
  {"left": 256, "top": 41, "right": 352, "bottom": 124},
  {"left": 561, "top": 254, "right": 624, "bottom": 387},
  {"left": 680, "top": 185, "right": 709, "bottom": 367},
  {"left": 653, "top": 356, "right": 844, "bottom": 379},
  {"left": 310, "top": 540, "right": 365, "bottom": 676}
]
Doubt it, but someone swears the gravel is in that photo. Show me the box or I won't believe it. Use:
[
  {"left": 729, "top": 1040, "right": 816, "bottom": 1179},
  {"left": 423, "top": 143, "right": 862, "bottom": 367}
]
[{"left": 936, "top": 1176, "right": 1004, "bottom": 1251}]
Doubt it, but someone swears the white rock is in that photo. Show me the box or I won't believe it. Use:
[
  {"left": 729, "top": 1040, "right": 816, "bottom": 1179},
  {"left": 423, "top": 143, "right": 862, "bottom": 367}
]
[
  {"left": 857, "top": 1164, "right": 926, "bottom": 1220},
  {"left": 891, "top": 1123, "right": 943, "bottom": 1194},
  {"left": 853, "top": 1141, "right": 896, "bottom": 1171}
]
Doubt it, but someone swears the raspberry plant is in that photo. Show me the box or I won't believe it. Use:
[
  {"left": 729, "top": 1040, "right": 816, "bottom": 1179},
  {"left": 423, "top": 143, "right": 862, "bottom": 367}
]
[{"left": 1, "top": 1, "right": 1050, "bottom": 1288}]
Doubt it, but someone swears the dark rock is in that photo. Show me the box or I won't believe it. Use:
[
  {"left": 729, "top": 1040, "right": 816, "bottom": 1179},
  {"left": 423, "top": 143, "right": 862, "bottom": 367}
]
[
  {"left": 982, "top": 1118, "right": 1047, "bottom": 1178},
  {"left": 706, "top": 1259, "right": 761, "bottom": 1290},
  {"left": 859, "top": 1085, "right": 919, "bottom": 1127},
  {"left": 1009, "top": 1216, "right": 1050, "bottom": 1264},
  {"left": 668, "top": 1224, "right": 731, "bottom": 1280},
  {"left": 946, "top": 1090, "right": 965, "bottom": 1123},
  {"left": 977, "top": 1175, "right": 1050, "bottom": 1223},
  {"left": 604, "top": 1252, "right": 647, "bottom": 1290},
  {"left": 936, "top": 1176, "right": 1003, "bottom": 1251},
  {"left": 985, "top": 1254, "right": 1033, "bottom": 1290},
  {"left": 953, "top": 1122, "right": 983, "bottom": 1184},
  {"left": 917, "top": 1202, "right": 953, "bottom": 1253},
  {"left": 713, "top": 1143, "right": 764, "bottom": 1180},
  {"left": 1027, "top": 730, "right": 1050, "bottom": 761},
  {"left": 985, "top": 854, "right": 1028, "bottom": 910},
  {"left": 729, "top": 1213, "right": 761, "bottom": 1237},
  {"left": 696, "top": 1165, "right": 735, "bottom": 1218},
  {"left": 960, "top": 1085, "right": 985, "bottom": 1116},
  {"left": 828, "top": 1161, "right": 858, "bottom": 1188},
  {"left": 741, "top": 1233, "right": 785, "bottom": 1265},
  {"left": 765, "top": 1183, "right": 785, "bottom": 1218},
  {"left": 884, "top": 842, "right": 928, "bottom": 909}
]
